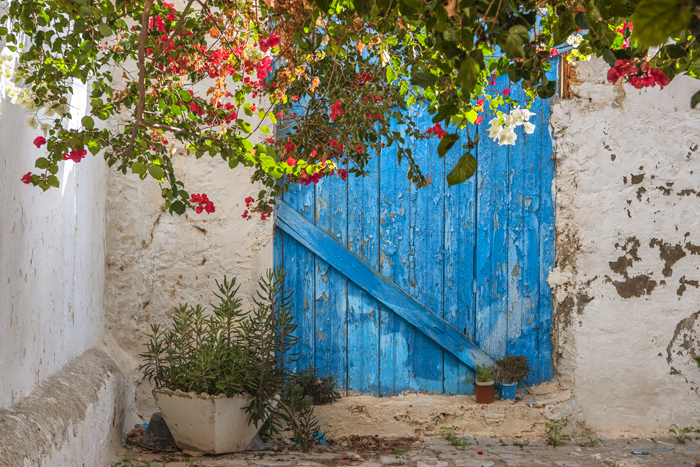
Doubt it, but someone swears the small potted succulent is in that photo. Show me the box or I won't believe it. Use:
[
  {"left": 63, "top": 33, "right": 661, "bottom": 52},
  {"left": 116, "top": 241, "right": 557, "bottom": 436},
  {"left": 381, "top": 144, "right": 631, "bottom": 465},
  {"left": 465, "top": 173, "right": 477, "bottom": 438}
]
[
  {"left": 494, "top": 355, "right": 531, "bottom": 400},
  {"left": 140, "top": 269, "right": 298, "bottom": 454},
  {"left": 473, "top": 364, "right": 496, "bottom": 404}
]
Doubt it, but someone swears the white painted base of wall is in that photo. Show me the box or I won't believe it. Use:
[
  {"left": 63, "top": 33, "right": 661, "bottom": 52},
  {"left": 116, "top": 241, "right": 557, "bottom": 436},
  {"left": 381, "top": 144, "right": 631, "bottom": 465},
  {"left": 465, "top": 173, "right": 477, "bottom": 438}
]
[{"left": 0, "top": 349, "right": 125, "bottom": 467}]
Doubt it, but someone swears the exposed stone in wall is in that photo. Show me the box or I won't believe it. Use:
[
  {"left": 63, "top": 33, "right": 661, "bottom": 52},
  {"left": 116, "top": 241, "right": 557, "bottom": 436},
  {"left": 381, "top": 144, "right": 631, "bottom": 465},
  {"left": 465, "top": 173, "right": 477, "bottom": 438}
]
[
  {"left": 104, "top": 142, "right": 273, "bottom": 425},
  {"left": 549, "top": 57, "right": 700, "bottom": 432}
]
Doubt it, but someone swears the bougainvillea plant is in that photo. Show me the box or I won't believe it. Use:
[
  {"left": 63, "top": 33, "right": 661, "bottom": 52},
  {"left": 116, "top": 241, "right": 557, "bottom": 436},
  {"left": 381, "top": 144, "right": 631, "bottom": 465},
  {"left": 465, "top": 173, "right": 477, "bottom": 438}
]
[{"left": 3, "top": 0, "right": 699, "bottom": 217}]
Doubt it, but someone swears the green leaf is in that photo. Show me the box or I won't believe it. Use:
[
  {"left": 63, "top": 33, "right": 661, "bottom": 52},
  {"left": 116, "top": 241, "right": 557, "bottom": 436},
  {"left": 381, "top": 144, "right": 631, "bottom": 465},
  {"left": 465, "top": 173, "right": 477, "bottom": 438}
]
[
  {"left": 691, "top": 89, "right": 700, "bottom": 108},
  {"left": 387, "top": 66, "right": 397, "bottom": 83},
  {"left": 171, "top": 200, "right": 186, "bottom": 215},
  {"left": 459, "top": 57, "right": 479, "bottom": 93},
  {"left": 131, "top": 162, "right": 147, "bottom": 175},
  {"left": 410, "top": 70, "right": 438, "bottom": 88},
  {"left": 170, "top": 104, "right": 182, "bottom": 117},
  {"left": 446, "top": 152, "right": 477, "bottom": 186},
  {"left": 35, "top": 157, "right": 50, "bottom": 169},
  {"left": 81, "top": 116, "right": 94, "bottom": 129},
  {"left": 179, "top": 89, "right": 192, "bottom": 102},
  {"left": 434, "top": 5, "right": 448, "bottom": 32},
  {"left": 401, "top": 0, "right": 422, "bottom": 8},
  {"left": 354, "top": 0, "right": 374, "bottom": 18},
  {"left": 98, "top": 23, "right": 112, "bottom": 37},
  {"left": 552, "top": 12, "right": 577, "bottom": 46},
  {"left": 148, "top": 166, "right": 165, "bottom": 181},
  {"left": 631, "top": 0, "right": 692, "bottom": 46},
  {"left": 437, "top": 133, "right": 459, "bottom": 158},
  {"left": 602, "top": 49, "right": 617, "bottom": 67},
  {"left": 501, "top": 25, "right": 529, "bottom": 59},
  {"left": 47, "top": 175, "right": 60, "bottom": 188},
  {"left": 595, "top": 0, "right": 627, "bottom": 19}
]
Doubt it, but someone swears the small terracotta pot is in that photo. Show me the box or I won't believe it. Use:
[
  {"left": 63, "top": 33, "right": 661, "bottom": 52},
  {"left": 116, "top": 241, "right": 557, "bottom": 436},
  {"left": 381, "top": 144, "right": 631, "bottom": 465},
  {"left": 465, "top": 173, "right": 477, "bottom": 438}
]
[{"left": 475, "top": 381, "right": 495, "bottom": 404}]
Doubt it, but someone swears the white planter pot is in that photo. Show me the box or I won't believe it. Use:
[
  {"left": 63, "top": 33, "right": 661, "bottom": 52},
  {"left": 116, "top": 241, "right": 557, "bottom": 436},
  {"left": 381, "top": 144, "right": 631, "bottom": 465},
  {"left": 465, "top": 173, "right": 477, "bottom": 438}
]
[{"left": 153, "top": 388, "right": 260, "bottom": 454}]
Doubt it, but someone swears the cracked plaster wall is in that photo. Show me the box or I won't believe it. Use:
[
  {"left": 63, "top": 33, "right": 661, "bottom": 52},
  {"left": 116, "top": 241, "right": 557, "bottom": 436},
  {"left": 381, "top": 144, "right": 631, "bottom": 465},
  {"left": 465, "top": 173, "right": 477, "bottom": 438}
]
[
  {"left": 104, "top": 135, "right": 273, "bottom": 425},
  {"left": 549, "top": 57, "right": 700, "bottom": 433}
]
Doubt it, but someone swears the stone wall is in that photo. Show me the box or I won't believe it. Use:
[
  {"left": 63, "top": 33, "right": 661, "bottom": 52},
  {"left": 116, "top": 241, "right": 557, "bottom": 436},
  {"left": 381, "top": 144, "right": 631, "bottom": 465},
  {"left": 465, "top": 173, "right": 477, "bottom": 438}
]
[{"left": 549, "top": 57, "right": 700, "bottom": 433}]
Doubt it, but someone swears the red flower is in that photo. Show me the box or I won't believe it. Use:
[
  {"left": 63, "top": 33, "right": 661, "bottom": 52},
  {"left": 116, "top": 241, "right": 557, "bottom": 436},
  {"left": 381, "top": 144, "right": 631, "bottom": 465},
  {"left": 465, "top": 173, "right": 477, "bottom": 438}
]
[
  {"left": 266, "top": 138, "right": 275, "bottom": 144},
  {"left": 549, "top": 48, "right": 559, "bottom": 58},
  {"left": 292, "top": 95, "right": 299, "bottom": 101},
  {"left": 330, "top": 100, "right": 344, "bottom": 121},
  {"left": 426, "top": 122, "right": 447, "bottom": 139},
  {"left": 268, "top": 33, "right": 281, "bottom": 48},
  {"left": 607, "top": 67, "right": 622, "bottom": 83},
  {"left": 63, "top": 148, "right": 87, "bottom": 163},
  {"left": 356, "top": 145, "right": 364, "bottom": 153},
  {"left": 477, "top": 451, "right": 483, "bottom": 455},
  {"left": 338, "top": 169, "right": 348, "bottom": 181},
  {"left": 21, "top": 172, "right": 32, "bottom": 184},
  {"left": 330, "top": 139, "right": 338, "bottom": 148},
  {"left": 650, "top": 69, "right": 670, "bottom": 89},
  {"left": 476, "top": 99, "right": 485, "bottom": 107},
  {"left": 310, "top": 150, "right": 318, "bottom": 158},
  {"left": 33, "top": 136, "right": 46, "bottom": 148},
  {"left": 190, "top": 193, "right": 215, "bottom": 214},
  {"left": 283, "top": 140, "right": 297, "bottom": 155},
  {"left": 245, "top": 196, "right": 255, "bottom": 207},
  {"left": 286, "top": 156, "right": 297, "bottom": 166},
  {"left": 276, "top": 112, "right": 283, "bottom": 119},
  {"left": 502, "top": 87, "right": 511, "bottom": 96},
  {"left": 475, "top": 115, "right": 483, "bottom": 124}
]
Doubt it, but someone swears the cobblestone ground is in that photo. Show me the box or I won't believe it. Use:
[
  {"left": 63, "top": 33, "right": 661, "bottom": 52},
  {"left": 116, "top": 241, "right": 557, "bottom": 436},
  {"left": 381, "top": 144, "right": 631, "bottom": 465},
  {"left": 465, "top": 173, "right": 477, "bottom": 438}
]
[{"left": 115, "top": 435, "right": 700, "bottom": 467}]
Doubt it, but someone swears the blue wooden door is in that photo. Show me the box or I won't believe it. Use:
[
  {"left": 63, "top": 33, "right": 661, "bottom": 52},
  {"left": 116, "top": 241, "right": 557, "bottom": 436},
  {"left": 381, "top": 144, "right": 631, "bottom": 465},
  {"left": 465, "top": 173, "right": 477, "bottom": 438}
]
[{"left": 274, "top": 71, "right": 556, "bottom": 396}]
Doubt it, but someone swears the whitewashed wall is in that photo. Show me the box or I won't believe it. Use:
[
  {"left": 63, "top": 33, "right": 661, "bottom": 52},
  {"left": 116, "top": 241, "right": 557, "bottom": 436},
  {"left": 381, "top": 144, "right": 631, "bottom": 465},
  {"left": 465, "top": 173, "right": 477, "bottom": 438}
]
[
  {"left": 0, "top": 84, "right": 107, "bottom": 410},
  {"left": 550, "top": 57, "right": 700, "bottom": 433}
]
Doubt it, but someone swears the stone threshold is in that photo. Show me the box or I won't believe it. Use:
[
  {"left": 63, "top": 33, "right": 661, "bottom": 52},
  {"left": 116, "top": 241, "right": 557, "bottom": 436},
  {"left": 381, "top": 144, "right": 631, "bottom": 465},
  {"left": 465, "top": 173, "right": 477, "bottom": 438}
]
[{"left": 315, "top": 383, "right": 583, "bottom": 440}]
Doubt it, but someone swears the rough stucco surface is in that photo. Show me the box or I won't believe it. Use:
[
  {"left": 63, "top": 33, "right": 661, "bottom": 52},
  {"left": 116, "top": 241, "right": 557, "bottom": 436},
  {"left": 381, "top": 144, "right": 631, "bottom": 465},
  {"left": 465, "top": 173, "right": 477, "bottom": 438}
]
[
  {"left": 104, "top": 141, "right": 273, "bottom": 425},
  {"left": 0, "top": 349, "right": 125, "bottom": 467},
  {"left": 0, "top": 80, "right": 107, "bottom": 410},
  {"left": 549, "top": 57, "right": 700, "bottom": 433}
]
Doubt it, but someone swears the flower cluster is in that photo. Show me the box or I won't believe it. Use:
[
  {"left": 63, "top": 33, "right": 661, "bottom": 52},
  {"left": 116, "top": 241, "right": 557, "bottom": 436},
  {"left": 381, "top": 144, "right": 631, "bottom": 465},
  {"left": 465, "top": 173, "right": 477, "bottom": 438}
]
[
  {"left": 189, "top": 194, "right": 215, "bottom": 214},
  {"left": 607, "top": 60, "right": 671, "bottom": 89},
  {"left": 0, "top": 47, "right": 14, "bottom": 79},
  {"left": 63, "top": 148, "right": 87, "bottom": 163},
  {"left": 488, "top": 107, "right": 536, "bottom": 146},
  {"left": 426, "top": 123, "right": 448, "bottom": 139}
]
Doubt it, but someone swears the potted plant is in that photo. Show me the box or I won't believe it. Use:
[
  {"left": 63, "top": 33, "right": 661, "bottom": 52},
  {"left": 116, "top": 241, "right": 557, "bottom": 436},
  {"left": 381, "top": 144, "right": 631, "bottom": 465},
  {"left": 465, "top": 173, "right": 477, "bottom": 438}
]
[
  {"left": 140, "top": 269, "right": 298, "bottom": 454},
  {"left": 473, "top": 364, "right": 496, "bottom": 404},
  {"left": 494, "top": 355, "right": 531, "bottom": 400}
]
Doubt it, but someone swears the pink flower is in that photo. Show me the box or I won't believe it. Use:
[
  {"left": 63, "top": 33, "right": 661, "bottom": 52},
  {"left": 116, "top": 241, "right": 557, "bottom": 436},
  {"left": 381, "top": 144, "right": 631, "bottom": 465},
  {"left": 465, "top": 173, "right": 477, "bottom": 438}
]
[
  {"left": 33, "top": 136, "right": 46, "bottom": 148},
  {"left": 310, "top": 150, "right": 317, "bottom": 158},
  {"left": 502, "top": 87, "right": 511, "bottom": 96},
  {"left": 549, "top": 48, "right": 559, "bottom": 57},
  {"left": 268, "top": 33, "right": 281, "bottom": 48},
  {"left": 21, "top": 172, "right": 32, "bottom": 184}
]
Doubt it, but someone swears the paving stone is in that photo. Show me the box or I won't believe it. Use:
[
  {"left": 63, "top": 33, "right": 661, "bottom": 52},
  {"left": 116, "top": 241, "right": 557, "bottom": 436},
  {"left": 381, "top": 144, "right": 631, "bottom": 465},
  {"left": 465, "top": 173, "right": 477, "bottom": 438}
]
[
  {"left": 415, "top": 461, "right": 450, "bottom": 467},
  {"left": 380, "top": 455, "right": 407, "bottom": 465}
]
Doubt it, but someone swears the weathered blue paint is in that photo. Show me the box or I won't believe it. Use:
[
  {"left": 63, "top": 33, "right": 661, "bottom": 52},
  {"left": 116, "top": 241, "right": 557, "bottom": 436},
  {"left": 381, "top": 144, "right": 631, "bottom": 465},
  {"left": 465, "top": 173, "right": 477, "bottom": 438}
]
[
  {"left": 274, "top": 61, "right": 558, "bottom": 394},
  {"left": 347, "top": 154, "right": 381, "bottom": 395},
  {"left": 276, "top": 200, "right": 494, "bottom": 372}
]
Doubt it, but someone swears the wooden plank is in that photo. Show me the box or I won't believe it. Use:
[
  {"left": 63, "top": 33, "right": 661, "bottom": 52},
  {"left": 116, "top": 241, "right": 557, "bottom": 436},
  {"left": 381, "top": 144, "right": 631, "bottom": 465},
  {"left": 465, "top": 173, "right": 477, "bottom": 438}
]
[
  {"left": 347, "top": 154, "right": 381, "bottom": 395},
  {"left": 514, "top": 87, "right": 544, "bottom": 385},
  {"left": 444, "top": 124, "right": 477, "bottom": 395},
  {"left": 537, "top": 61, "right": 558, "bottom": 383},
  {"left": 283, "top": 182, "right": 316, "bottom": 373},
  {"left": 378, "top": 134, "right": 414, "bottom": 395},
  {"left": 506, "top": 84, "right": 527, "bottom": 363},
  {"left": 314, "top": 169, "right": 348, "bottom": 391},
  {"left": 475, "top": 76, "right": 510, "bottom": 361},
  {"left": 275, "top": 199, "right": 493, "bottom": 372},
  {"left": 409, "top": 106, "right": 445, "bottom": 394}
]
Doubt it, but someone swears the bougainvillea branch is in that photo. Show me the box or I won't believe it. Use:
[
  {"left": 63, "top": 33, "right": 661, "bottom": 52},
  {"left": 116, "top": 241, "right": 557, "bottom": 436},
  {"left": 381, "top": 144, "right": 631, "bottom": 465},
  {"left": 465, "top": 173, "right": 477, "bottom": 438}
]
[{"left": 2, "top": 0, "right": 699, "bottom": 218}]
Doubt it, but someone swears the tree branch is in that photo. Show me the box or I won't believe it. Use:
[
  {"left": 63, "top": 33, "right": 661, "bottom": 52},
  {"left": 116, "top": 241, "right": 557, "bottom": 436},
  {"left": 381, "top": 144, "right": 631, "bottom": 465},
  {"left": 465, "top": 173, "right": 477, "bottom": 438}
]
[
  {"left": 124, "top": 0, "right": 155, "bottom": 160},
  {"left": 151, "top": 0, "right": 198, "bottom": 63}
]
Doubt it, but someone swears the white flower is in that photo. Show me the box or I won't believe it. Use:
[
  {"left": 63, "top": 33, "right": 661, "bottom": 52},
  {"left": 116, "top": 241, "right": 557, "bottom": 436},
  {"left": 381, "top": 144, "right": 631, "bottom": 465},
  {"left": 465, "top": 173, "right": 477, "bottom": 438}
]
[
  {"left": 566, "top": 33, "right": 583, "bottom": 48},
  {"left": 519, "top": 108, "right": 536, "bottom": 121},
  {"left": 497, "top": 126, "right": 517, "bottom": 146},
  {"left": 24, "top": 117, "right": 38, "bottom": 129},
  {"left": 380, "top": 49, "right": 390, "bottom": 65},
  {"left": 523, "top": 122, "right": 536, "bottom": 134},
  {"left": 488, "top": 117, "right": 501, "bottom": 139}
]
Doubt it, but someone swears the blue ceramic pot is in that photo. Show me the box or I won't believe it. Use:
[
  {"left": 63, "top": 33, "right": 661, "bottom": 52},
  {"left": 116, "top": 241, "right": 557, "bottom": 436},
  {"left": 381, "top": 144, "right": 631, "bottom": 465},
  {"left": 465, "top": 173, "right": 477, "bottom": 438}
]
[{"left": 499, "top": 382, "right": 517, "bottom": 400}]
